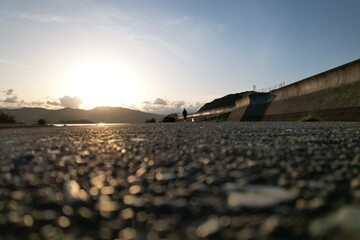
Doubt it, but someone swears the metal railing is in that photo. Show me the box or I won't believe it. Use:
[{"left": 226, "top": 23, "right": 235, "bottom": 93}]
[
  {"left": 179, "top": 82, "right": 286, "bottom": 120},
  {"left": 254, "top": 81, "right": 286, "bottom": 93}
]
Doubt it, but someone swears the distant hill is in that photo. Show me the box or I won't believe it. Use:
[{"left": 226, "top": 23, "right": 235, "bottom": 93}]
[
  {"left": 198, "top": 92, "right": 252, "bottom": 112},
  {"left": 0, "top": 107, "right": 163, "bottom": 124},
  {"left": 0, "top": 110, "right": 16, "bottom": 123}
]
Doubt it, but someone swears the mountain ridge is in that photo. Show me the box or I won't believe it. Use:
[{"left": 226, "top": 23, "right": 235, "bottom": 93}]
[
  {"left": 198, "top": 91, "right": 252, "bottom": 112},
  {"left": 0, "top": 107, "right": 163, "bottom": 124}
]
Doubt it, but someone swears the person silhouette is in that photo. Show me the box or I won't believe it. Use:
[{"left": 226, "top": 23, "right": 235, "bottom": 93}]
[{"left": 182, "top": 108, "right": 188, "bottom": 121}]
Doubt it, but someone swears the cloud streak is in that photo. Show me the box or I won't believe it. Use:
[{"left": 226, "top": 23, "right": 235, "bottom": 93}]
[
  {"left": 0, "top": 89, "right": 84, "bottom": 109},
  {"left": 142, "top": 98, "right": 202, "bottom": 115},
  {"left": 0, "top": 89, "right": 22, "bottom": 107},
  {"left": 1, "top": 89, "right": 18, "bottom": 104},
  {"left": 0, "top": 59, "right": 31, "bottom": 69},
  {"left": 166, "top": 16, "right": 192, "bottom": 26},
  {"left": 154, "top": 98, "right": 167, "bottom": 105},
  {"left": 166, "top": 15, "right": 226, "bottom": 34},
  {"left": 19, "top": 13, "right": 67, "bottom": 23},
  {"left": 47, "top": 101, "right": 61, "bottom": 106},
  {"left": 4, "top": 89, "right": 14, "bottom": 95},
  {"left": 59, "top": 96, "right": 82, "bottom": 108},
  {"left": 127, "top": 35, "right": 206, "bottom": 67},
  {"left": 3, "top": 96, "right": 18, "bottom": 103},
  {"left": 0, "top": 88, "right": 200, "bottom": 114}
]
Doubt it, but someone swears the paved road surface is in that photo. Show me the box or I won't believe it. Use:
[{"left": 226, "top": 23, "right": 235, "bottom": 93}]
[{"left": 1, "top": 122, "right": 360, "bottom": 240}]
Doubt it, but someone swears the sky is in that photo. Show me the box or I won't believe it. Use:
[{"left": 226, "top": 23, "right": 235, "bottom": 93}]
[{"left": 1, "top": 0, "right": 360, "bottom": 114}]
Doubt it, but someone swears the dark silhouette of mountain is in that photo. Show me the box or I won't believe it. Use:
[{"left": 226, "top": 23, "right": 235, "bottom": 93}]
[
  {"left": 198, "top": 92, "right": 252, "bottom": 112},
  {"left": 0, "top": 110, "right": 16, "bottom": 123},
  {"left": 0, "top": 107, "right": 163, "bottom": 124}
]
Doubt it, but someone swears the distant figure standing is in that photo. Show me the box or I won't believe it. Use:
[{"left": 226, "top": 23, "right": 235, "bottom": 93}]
[{"left": 182, "top": 108, "right": 188, "bottom": 121}]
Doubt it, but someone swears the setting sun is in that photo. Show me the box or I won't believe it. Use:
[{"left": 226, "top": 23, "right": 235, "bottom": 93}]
[{"left": 64, "top": 59, "right": 141, "bottom": 109}]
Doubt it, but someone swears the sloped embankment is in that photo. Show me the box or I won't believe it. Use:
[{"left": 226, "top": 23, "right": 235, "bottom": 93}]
[{"left": 228, "top": 59, "right": 360, "bottom": 121}]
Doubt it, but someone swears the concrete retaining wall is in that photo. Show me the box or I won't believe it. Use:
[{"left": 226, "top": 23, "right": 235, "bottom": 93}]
[
  {"left": 227, "top": 96, "right": 250, "bottom": 122},
  {"left": 229, "top": 59, "right": 360, "bottom": 121},
  {"left": 228, "top": 93, "right": 275, "bottom": 121}
]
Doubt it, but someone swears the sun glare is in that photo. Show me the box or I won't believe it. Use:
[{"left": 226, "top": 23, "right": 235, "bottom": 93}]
[{"left": 65, "top": 59, "right": 141, "bottom": 109}]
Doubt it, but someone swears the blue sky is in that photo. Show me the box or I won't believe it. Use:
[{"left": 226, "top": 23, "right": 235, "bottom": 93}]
[{"left": 1, "top": 0, "right": 360, "bottom": 114}]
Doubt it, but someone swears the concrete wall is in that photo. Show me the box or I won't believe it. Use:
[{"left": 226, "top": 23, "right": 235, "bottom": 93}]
[
  {"left": 228, "top": 93, "right": 274, "bottom": 121},
  {"left": 272, "top": 59, "right": 360, "bottom": 99},
  {"left": 229, "top": 59, "right": 360, "bottom": 121},
  {"left": 227, "top": 96, "right": 250, "bottom": 122}
]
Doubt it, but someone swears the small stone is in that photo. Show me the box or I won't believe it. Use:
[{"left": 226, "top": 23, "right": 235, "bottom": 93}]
[
  {"left": 63, "top": 180, "right": 88, "bottom": 203},
  {"left": 155, "top": 172, "right": 176, "bottom": 181},
  {"left": 152, "top": 197, "right": 167, "bottom": 207},
  {"left": 119, "top": 227, "right": 136, "bottom": 240},
  {"left": 168, "top": 198, "right": 187, "bottom": 208},
  {"left": 131, "top": 138, "right": 146, "bottom": 142},
  {"left": 227, "top": 185, "right": 296, "bottom": 208},
  {"left": 196, "top": 216, "right": 220, "bottom": 238},
  {"left": 174, "top": 187, "right": 190, "bottom": 197},
  {"left": 189, "top": 183, "right": 209, "bottom": 193},
  {"left": 11, "top": 191, "right": 25, "bottom": 201},
  {"left": 309, "top": 205, "right": 360, "bottom": 239},
  {"left": 307, "top": 198, "right": 324, "bottom": 210},
  {"left": 23, "top": 215, "right": 34, "bottom": 227},
  {"left": 221, "top": 182, "right": 241, "bottom": 192},
  {"left": 219, "top": 216, "right": 231, "bottom": 227},
  {"left": 260, "top": 216, "right": 281, "bottom": 236},
  {"left": 351, "top": 179, "right": 360, "bottom": 188},
  {"left": 153, "top": 219, "right": 172, "bottom": 232},
  {"left": 58, "top": 216, "right": 70, "bottom": 228},
  {"left": 101, "top": 186, "right": 115, "bottom": 195},
  {"left": 98, "top": 195, "right": 119, "bottom": 212},
  {"left": 236, "top": 228, "right": 255, "bottom": 240},
  {"left": 18, "top": 153, "right": 34, "bottom": 164},
  {"left": 353, "top": 190, "right": 360, "bottom": 201},
  {"left": 121, "top": 208, "right": 134, "bottom": 220},
  {"left": 307, "top": 181, "right": 334, "bottom": 192},
  {"left": 78, "top": 207, "right": 94, "bottom": 219},
  {"left": 129, "top": 185, "right": 142, "bottom": 195},
  {"left": 123, "top": 195, "right": 146, "bottom": 207},
  {"left": 62, "top": 205, "right": 74, "bottom": 216}
]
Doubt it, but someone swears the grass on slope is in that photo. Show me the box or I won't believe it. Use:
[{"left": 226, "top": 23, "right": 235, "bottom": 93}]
[{"left": 198, "top": 92, "right": 252, "bottom": 112}]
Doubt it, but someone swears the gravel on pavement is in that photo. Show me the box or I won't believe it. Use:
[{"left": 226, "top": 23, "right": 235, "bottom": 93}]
[{"left": 0, "top": 122, "right": 360, "bottom": 240}]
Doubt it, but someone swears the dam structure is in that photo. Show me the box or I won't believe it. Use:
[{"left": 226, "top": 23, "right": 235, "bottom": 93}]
[{"left": 186, "top": 58, "right": 360, "bottom": 122}]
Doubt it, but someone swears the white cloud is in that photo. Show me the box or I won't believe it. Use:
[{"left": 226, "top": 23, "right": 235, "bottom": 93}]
[
  {"left": 46, "top": 101, "right": 61, "bottom": 106},
  {"left": 1, "top": 89, "right": 18, "bottom": 104},
  {"left": 0, "top": 93, "right": 46, "bottom": 108},
  {"left": 173, "top": 101, "right": 185, "bottom": 108},
  {"left": 0, "top": 94, "right": 47, "bottom": 108},
  {"left": 166, "top": 16, "right": 192, "bottom": 26},
  {"left": 31, "top": 101, "right": 45, "bottom": 107},
  {"left": 3, "top": 96, "right": 18, "bottom": 103},
  {"left": 20, "top": 13, "right": 67, "bottom": 23},
  {"left": 166, "top": 15, "right": 225, "bottom": 34},
  {"left": 127, "top": 35, "right": 205, "bottom": 67},
  {"left": 154, "top": 98, "right": 168, "bottom": 105},
  {"left": 142, "top": 98, "right": 203, "bottom": 115},
  {"left": 187, "top": 102, "right": 204, "bottom": 112},
  {"left": 0, "top": 59, "right": 31, "bottom": 69},
  {"left": 0, "top": 90, "right": 82, "bottom": 109},
  {"left": 5, "top": 89, "right": 14, "bottom": 95},
  {"left": 59, "top": 96, "right": 82, "bottom": 108}
]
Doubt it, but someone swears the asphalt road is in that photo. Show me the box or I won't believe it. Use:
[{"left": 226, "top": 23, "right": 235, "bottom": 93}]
[{"left": 1, "top": 122, "right": 360, "bottom": 240}]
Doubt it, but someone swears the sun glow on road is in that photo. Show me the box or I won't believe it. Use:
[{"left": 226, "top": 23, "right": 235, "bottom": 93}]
[{"left": 64, "top": 59, "right": 142, "bottom": 109}]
